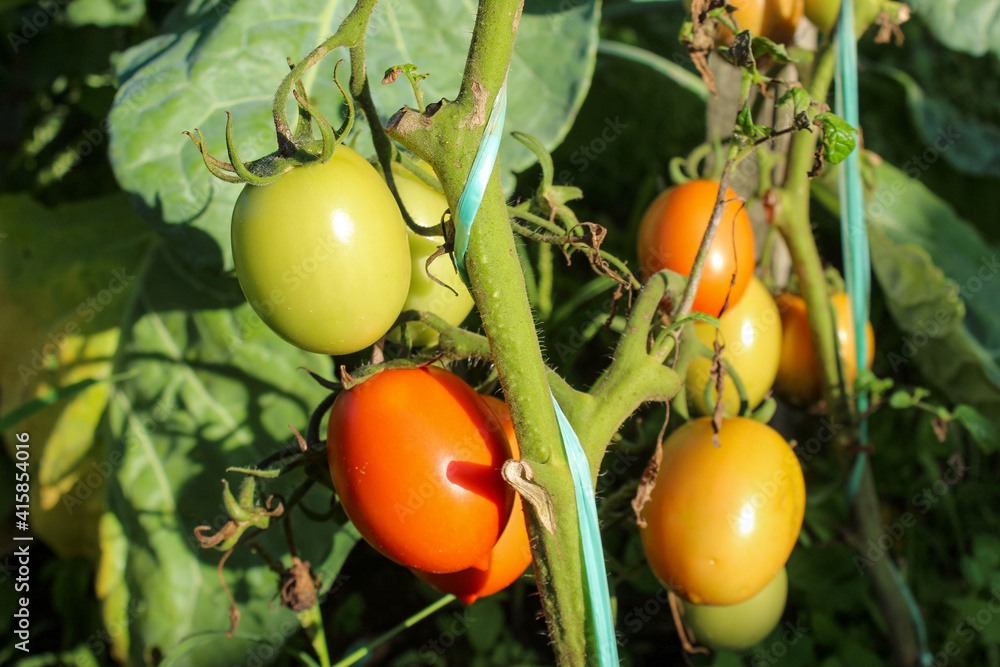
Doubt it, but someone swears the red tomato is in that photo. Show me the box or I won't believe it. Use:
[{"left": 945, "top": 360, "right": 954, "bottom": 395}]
[
  {"left": 637, "top": 180, "right": 756, "bottom": 317},
  {"left": 327, "top": 367, "right": 514, "bottom": 573},
  {"left": 412, "top": 395, "right": 534, "bottom": 604}
]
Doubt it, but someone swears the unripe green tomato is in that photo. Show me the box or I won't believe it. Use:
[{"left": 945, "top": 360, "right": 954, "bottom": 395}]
[
  {"left": 686, "top": 277, "right": 782, "bottom": 417},
  {"left": 231, "top": 145, "right": 411, "bottom": 355},
  {"left": 805, "top": 0, "right": 882, "bottom": 35},
  {"left": 389, "top": 162, "right": 475, "bottom": 347},
  {"left": 682, "top": 567, "right": 788, "bottom": 652}
]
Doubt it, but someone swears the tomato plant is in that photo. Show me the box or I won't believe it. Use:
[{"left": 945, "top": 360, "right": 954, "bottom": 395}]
[
  {"left": 686, "top": 276, "right": 782, "bottom": 416},
  {"left": 326, "top": 366, "right": 514, "bottom": 573},
  {"left": 681, "top": 566, "right": 788, "bottom": 652},
  {"left": 231, "top": 145, "right": 411, "bottom": 355},
  {"left": 389, "top": 162, "right": 476, "bottom": 347},
  {"left": 412, "top": 394, "right": 533, "bottom": 604},
  {"left": 639, "top": 417, "right": 805, "bottom": 605},
  {"left": 637, "top": 179, "right": 755, "bottom": 317},
  {"left": 774, "top": 291, "right": 876, "bottom": 403}
]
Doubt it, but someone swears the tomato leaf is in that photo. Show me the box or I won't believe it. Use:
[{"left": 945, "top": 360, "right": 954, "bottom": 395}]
[
  {"left": 815, "top": 112, "right": 857, "bottom": 164},
  {"left": 911, "top": 0, "right": 1000, "bottom": 59},
  {"left": 777, "top": 87, "right": 812, "bottom": 117},
  {"left": 107, "top": 0, "right": 599, "bottom": 273},
  {"left": 952, "top": 404, "right": 998, "bottom": 452}
]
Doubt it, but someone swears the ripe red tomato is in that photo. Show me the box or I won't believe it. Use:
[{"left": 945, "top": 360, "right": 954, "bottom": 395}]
[
  {"left": 327, "top": 367, "right": 514, "bottom": 573},
  {"left": 774, "top": 292, "right": 876, "bottom": 403},
  {"left": 640, "top": 417, "right": 805, "bottom": 605},
  {"left": 412, "top": 394, "right": 533, "bottom": 604},
  {"left": 637, "top": 180, "right": 756, "bottom": 317}
]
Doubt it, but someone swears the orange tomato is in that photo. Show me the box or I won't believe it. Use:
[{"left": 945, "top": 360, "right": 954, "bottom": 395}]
[
  {"left": 715, "top": 0, "right": 805, "bottom": 45},
  {"left": 327, "top": 367, "right": 514, "bottom": 573},
  {"left": 412, "top": 395, "right": 534, "bottom": 604},
  {"left": 637, "top": 180, "right": 756, "bottom": 318},
  {"left": 774, "top": 292, "right": 876, "bottom": 403},
  {"left": 640, "top": 418, "right": 805, "bottom": 605}
]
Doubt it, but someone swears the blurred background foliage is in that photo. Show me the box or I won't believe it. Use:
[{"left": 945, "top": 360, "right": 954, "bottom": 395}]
[{"left": 1, "top": 0, "right": 999, "bottom": 665}]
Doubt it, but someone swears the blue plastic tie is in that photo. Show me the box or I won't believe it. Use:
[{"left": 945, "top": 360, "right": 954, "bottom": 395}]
[
  {"left": 452, "top": 77, "right": 619, "bottom": 666},
  {"left": 835, "top": 6, "right": 933, "bottom": 665},
  {"left": 551, "top": 391, "right": 620, "bottom": 667},
  {"left": 453, "top": 78, "right": 509, "bottom": 286}
]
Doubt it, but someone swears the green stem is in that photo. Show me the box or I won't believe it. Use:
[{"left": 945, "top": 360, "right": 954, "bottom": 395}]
[
  {"left": 387, "top": 2, "right": 592, "bottom": 661},
  {"left": 331, "top": 595, "right": 457, "bottom": 667}
]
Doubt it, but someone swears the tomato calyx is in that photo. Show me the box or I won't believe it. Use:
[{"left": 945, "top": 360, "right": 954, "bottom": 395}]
[{"left": 185, "top": 60, "right": 355, "bottom": 186}]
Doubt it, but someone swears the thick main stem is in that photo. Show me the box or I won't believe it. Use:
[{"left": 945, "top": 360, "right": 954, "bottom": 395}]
[{"left": 776, "top": 44, "right": 922, "bottom": 667}]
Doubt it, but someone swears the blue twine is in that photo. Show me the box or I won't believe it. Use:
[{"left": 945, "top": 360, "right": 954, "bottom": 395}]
[{"left": 835, "top": 5, "right": 933, "bottom": 665}]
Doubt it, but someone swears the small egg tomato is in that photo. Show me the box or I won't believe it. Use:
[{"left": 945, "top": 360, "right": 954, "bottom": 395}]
[
  {"left": 637, "top": 180, "right": 755, "bottom": 318},
  {"left": 412, "top": 394, "right": 533, "bottom": 604},
  {"left": 640, "top": 417, "right": 805, "bottom": 605},
  {"left": 327, "top": 367, "right": 514, "bottom": 573}
]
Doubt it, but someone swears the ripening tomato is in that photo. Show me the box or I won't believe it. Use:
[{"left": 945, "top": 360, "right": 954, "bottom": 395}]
[
  {"left": 687, "top": 276, "right": 782, "bottom": 417},
  {"left": 682, "top": 567, "right": 788, "bottom": 652},
  {"left": 389, "top": 162, "right": 476, "bottom": 347},
  {"left": 640, "top": 418, "right": 805, "bottom": 605},
  {"left": 774, "top": 292, "right": 875, "bottom": 404},
  {"left": 327, "top": 367, "right": 514, "bottom": 573},
  {"left": 710, "top": 0, "right": 805, "bottom": 45},
  {"left": 231, "top": 145, "right": 410, "bottom": 355},
  {"left": 412, "top": 394, "right": 533, "bottom": 604},
  {"left": 805, "top": 0, "right": 881, "bottom": 35},
  {"left": 637, "top": 180, "right": 756, "bottom": 318}
]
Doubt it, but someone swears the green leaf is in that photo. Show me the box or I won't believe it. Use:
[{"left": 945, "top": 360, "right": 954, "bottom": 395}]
[
  {"left": 912, "top": 0, "right": 1000, "bottom": 59},
  {"left": 953, "top": 404, "right": 999, "bottom": 451},
  {"left": 850, "top": 159, "right": 1000, "bottom": 437},
  {"left": 778, "top": 87, "right": 812, "bottom": 116},
  {"left": 466, "top": 598, "right": 505, "bottom": 653},
  {"left": 815, "top": 112, "right": 857, "bottom": 164},
  {"left": 108, "top": 0, "right": 599, "bottom": 272},
  {"left": 97, "top": 248, "right": 361, "bottom": 663},
  {"left": 65, "top": 0, "right": 146, "bottom": 27},
  {"left": 871, "top": 65, "right": 1000, "bottom": 178}
]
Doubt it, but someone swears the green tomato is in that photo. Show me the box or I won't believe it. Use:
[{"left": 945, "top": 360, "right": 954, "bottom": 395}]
[
  {"left": 231, "top": 145, "right": 411, "bottom": 355},
  {"left": 389, "top": 162, "right": 475, "bottom": 347},
  {"left": 686, "top": 277, "right": 782, "bottom": 417},
  {"left": 805, "top": 0, "right": 881, "bottom": 35},
  {"left": 682, "top": 566, "right": 788, "bottom": 652}
]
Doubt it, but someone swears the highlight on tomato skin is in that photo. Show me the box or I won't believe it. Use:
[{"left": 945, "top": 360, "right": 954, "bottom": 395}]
[
  {"left": 411, "top": 394, "right": 534, "bottom": 605},
  {"left": 636, "top": 179, "right": 756, "bottom": 318},
  {"left": 639, "top": 417, "right": 805, "bottom": 606},
  {"left": 326, "top": 367, "right": 514, "bottom": 574}
]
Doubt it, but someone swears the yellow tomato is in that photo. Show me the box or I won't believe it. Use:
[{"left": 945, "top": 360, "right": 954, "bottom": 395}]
[
  {"left": 714, "top": 0, "right": 805, "bottom": 45},
  {"left": 640, "top": 418, "right": 805, "bottom": 605},
  {"left": 686, "top": 277, "right": 782, "bottom": 417},
  {"left": 774, "top": 292, "right": 875, "bottom": 403}
]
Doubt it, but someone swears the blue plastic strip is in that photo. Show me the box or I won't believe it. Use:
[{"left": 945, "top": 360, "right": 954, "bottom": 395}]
[
  {"left": 453, "top": 77, "right": 618, "bottom": 665},
  {"left": 551, "top": 391, "right": 620, "bottom": 667},
  {"left": 835, "top": 6, "right": 933, "bottom": 666},
  {"left": 835, "top": 0, "right": 869, "bottom": 505},
  {"left": 453, "top": 78, "right": 509, "bottom": 285}
]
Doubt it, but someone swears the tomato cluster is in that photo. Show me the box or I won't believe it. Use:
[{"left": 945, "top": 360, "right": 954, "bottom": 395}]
[{"left": 231, "top": 148, "right": 474, "bottom": 355}]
